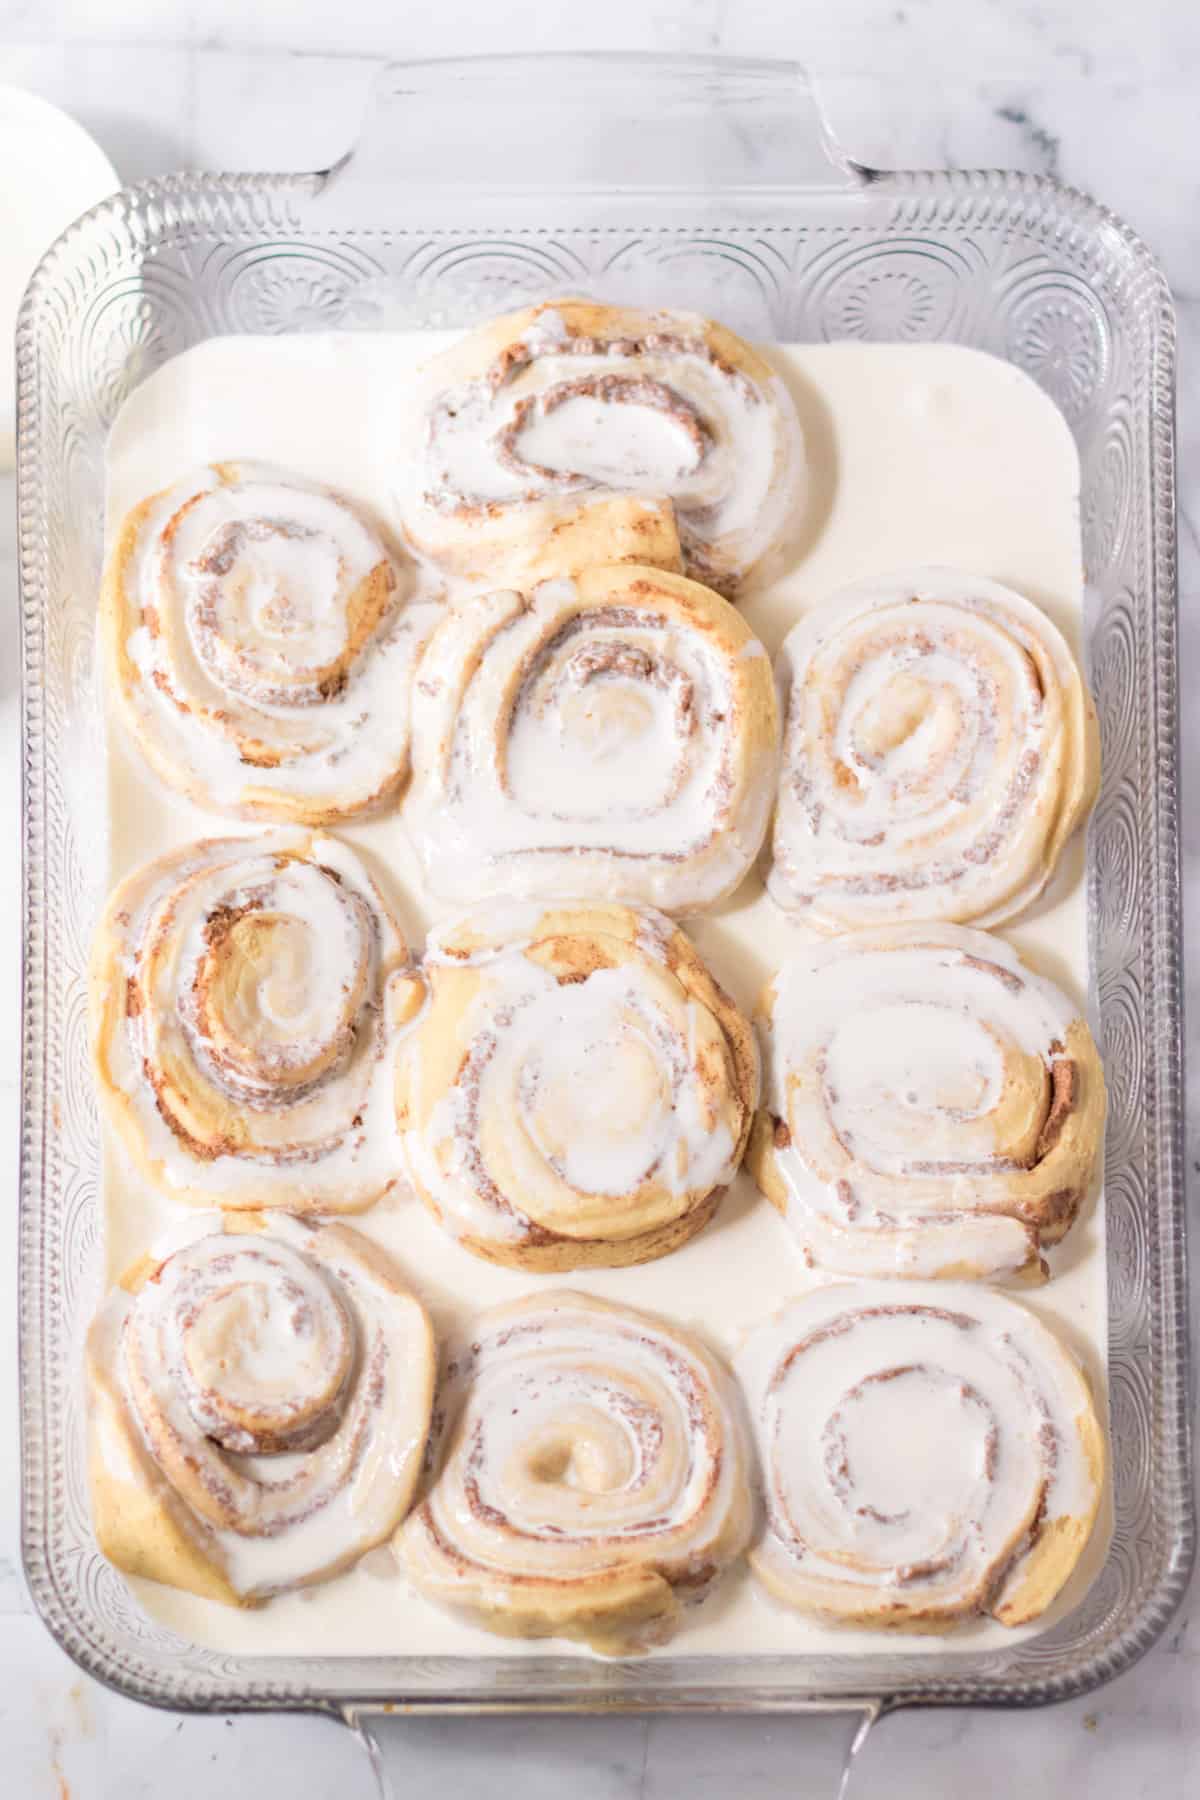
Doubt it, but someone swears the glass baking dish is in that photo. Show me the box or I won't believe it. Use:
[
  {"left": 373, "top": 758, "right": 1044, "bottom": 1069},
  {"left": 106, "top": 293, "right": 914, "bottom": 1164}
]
[{"left": 17, "top": 51, "right": 1191, "bottom": 1779}]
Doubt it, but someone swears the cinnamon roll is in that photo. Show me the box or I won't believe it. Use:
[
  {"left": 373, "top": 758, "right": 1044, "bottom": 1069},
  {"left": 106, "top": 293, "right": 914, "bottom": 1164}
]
[
  {"left": 405, "top": 563, "right": 779, "bottom": 912},
  {"left": 87, "top": 1214, "right": 435, "bottom": 1604},
  {"left": 768, "top": 567, "right": 1100, "bottom": 931},
  {"left": 104, "top": 461, "right": 432, "bottom": 824},
  {"left": 394, "top": 902, "right": 759, "bottom": 1271},
  {"left": 747, "top": 924, "right": 1106, "bottom": 1282},
  {"left": 91, "top": 831, "right": 408, "bottom": 1211},
  {"left": 398, "top": 1290, "right": 752, "bottom": 1654},
  {"left": 398, "top": 299, "right": 804, "bottom": 595},
  {"left": 738, "top": 1284, "right": 1104, "bottom": 1629}
]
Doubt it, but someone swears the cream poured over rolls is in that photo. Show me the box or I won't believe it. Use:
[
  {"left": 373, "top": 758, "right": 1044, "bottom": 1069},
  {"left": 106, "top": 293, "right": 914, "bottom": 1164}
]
[
  {"left": 405, "top": 563, "right": 779, "bottom": 912},
  {"left": 769, "top": 567, "right": 1100, "bottom": 930},
  {"left": 738, "top": 1284, "right": 1104, "bottom": 1630},
  {"left": 88, "top": 1214, "right": 435, "bottom": 1604},
  {"left": 394, "top": 902, "right": 759, "bottom": 1271},
  {"left": 398, "top": 1290, "right": 752, "bottom": 1654},
  {"left": 91, "top": 831, "right": 408, "bottom": 1210},
  {"left": 104, "top": 460, "right": 434, "bottom": 823},
  {"left": 747, "top": 924, "right": 1106, "bottom": 1282},
  {"left": 398, "top": 299, "right": 804, "bottom": 594}
]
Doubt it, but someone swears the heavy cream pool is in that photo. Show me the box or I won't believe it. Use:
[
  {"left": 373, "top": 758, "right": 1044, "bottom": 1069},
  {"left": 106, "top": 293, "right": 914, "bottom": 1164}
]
[{"left": 100, "top": 332, "right": 1108, "bottom": 1661}]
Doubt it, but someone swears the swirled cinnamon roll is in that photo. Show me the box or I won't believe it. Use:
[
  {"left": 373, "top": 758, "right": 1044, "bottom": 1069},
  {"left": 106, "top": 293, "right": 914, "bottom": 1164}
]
[
  {"left": 394, "top": 902, "right": 759, "bottom": 1271},
  {"left": 738, "top": 1284, "right": 1104, "bottom": 1630},
  {"left": 87, "top": 1214, "right": 435, "bottom": 1604},
  {"left": 405, "top": 563, "right": 779, "bottom": 912},
  {"left": 768, "top": 567, "right": 1100, "bottom": 931},
  {"left": 398, "top": 1290, "right": 752, "bottom": 1654},
  {"left": 91, "top": 831, "right": 408, "bottom": 1210},
  {"left": 398, "top": 300, "right": 804, "bottom": 595},
  {"left": 104, "top": 461, "right": 432, "bottom": 823},
  {"left": 747, "top": 924, "right": 1106, "bottom": 1282}
]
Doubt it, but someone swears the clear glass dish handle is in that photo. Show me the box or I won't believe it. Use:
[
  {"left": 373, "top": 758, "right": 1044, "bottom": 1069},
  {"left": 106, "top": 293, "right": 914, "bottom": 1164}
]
[
  {"left": 345, "top": 1701, "right": 884, "bottom": 1800},
  {"left": 322, "top": 53, "right": 867, "bottom": 212}
]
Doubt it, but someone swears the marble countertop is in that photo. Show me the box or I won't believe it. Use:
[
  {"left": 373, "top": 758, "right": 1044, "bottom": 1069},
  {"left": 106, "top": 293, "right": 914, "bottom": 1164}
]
[{"left": 1, "top": 3, "right": 1195, "bottom": 1794}]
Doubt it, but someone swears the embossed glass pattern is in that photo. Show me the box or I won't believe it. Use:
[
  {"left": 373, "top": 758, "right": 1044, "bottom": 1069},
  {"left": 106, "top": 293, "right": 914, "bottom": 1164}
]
[{"left": 18, "top": 57, "right": 1190, "bottom": 1718}]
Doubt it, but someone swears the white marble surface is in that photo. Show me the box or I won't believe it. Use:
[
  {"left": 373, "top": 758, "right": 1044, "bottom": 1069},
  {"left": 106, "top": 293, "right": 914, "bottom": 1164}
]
[{"left": 1, "top": 3, "right": 1196, "bottom": 1794}]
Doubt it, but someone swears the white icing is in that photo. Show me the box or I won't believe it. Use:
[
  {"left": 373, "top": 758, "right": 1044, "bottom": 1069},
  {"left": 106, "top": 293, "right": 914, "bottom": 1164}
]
[
  {"left": 761, "top": 923, "right": 1093, "bottom": 1280},
  {"left": 101, "top": 333, "right": 1107, "bottom": 1664},
  {"left": 402, "top": 1291, "right": 749, "bottom": 1626},
  {"left": 398, "top": 908, "right": 750, "bottom": 1251},
  {"left": 405, "top": 574, "right": 777, "bottom": 912},
  {"left": 522, "top": 391, "right": 704, "bottom": 488},
  {"left": 737, "top": 1283, "right": 1100, "bottom": 1621},
  {"left": 423, "top": 901, "right": 545, "bottom": 965},
  {"left": 769, "top": 565, "right": 1094, "bottom": 930},
  {"left": 90, "top": 1212, "right": 432, "bottom": 1598},
  {"left": 400, "top": 306, "right": 804, "bottom": 587},
  {"left": 113, "top": 462, "right": 442, "bottom": 817},
  {"left": 101, "top": 831, "right": 406, "bottom": 1207}
]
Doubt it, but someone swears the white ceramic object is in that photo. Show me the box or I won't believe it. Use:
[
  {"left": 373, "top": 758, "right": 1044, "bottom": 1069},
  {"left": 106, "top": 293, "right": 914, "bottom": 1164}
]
[{"left": 0, "top": 86, "right": 118, "bottom": 468}]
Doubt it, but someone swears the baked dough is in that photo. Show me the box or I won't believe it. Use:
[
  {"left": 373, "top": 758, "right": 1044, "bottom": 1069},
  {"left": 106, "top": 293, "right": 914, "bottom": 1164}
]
[
  {"left": 768, "top": 566, "right": 1100, "bottom": 931},
  {"left": 747, "top": 923, "right": 1106, "bottom": 1281},
  {"left": 395, "top": 901, "right": 759, "bottom": 1270},
  {"left": 399, "top": 1289, "right": 751, "bottom": 1654},
  {"left": 397, "top": 298, "right": 804, "bottom": 594},
  {"left": 88, "top": 1214, "right": 435, "bottom": 1604},
  {"left": 103, "top": 461, "right": 430, "bottom": 823},
  {"left": 405, "top": 562, "right": 779, "bottom": 912},
  {"left": 738, "top": 1282, "right": 1105, "bottom": 1630},
  {"left": 91, "top": 830, "right": 408, "bottom": 1210}
]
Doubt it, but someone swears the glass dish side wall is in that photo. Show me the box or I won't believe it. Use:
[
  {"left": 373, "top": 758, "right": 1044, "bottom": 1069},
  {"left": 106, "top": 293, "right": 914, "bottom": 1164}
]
[{"left": 18, "top": 73, "right": 1188, "bottom": 1715}]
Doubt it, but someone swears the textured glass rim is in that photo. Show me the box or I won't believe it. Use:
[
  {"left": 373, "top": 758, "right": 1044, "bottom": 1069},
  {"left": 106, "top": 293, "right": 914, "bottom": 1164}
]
[{"left": 16, "top": 114, "right": 1192, "bottom": 1718}]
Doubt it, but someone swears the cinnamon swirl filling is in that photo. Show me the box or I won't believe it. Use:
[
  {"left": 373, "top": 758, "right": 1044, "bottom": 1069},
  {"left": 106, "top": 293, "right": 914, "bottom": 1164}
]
[
  {"left": 769, "top": 567, "right": 1100, "bottom": 931},
  {"left": 747, "top": 924, "right": 1106, "bottom": 1282},
  {"left": 738, "top": 1285, "right": 1104, "bottom": 1629},
  {"left": 104, "top": 461, "right": 434, "bottom": 824},
  {"left": 88, "top": 1216, "right": 435, "bottom": 1603},
  {"left": 91, "top": 831, "right": 409, "bottom": 1210},
  {"left": 405, "top": 564, "right": 778, "bottom": 912},
  {"left": 398, "top": 1290, "right": 751, "bottom": 1653},
  {"left": 398, "top": 300, "right": 804, "bottom": 594},
  {"left": 394, "top": 901, "right": 759, "bottom": 1271}
]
